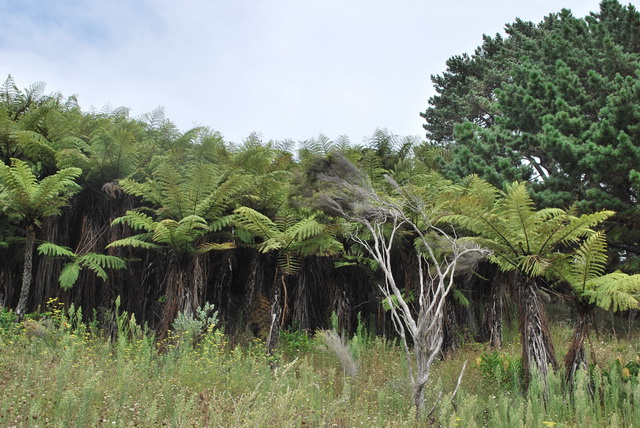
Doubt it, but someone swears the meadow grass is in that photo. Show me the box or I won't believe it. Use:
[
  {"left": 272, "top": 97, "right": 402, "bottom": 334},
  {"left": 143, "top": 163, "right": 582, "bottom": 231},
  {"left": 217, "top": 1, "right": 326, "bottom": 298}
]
[{"left": 1, "top": 302, "right": 640, "bottom": 427}]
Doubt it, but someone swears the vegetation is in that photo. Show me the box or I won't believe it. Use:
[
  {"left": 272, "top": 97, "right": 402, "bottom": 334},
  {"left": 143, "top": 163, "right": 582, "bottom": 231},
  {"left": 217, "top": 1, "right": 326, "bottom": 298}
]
[
  {"left": 1, "top": 301, "right": 640, "bottom": 427},
  {"left": 421, "top": 0, "right": 640, "bottom": 272},
  {"left": 1, "top": 0, "right": 640, "bottom": 424}
]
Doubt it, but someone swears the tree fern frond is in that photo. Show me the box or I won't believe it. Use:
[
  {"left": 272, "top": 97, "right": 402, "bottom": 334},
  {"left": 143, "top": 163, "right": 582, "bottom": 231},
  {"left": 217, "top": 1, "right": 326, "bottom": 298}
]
[
  {"left": 583, "top": 271, "right": 640, "bottom": 312},
  {"left": 197, "top": 242, "right": 235, "bottom": 252},
  {"left": 286, "top": 217, "right": 324, "bottom": 242},
  {"left": 12, "top": 130, "right": 56, "bottom": 164},
  {"left": 36, "top": 242, "right": 76, "bottom": 258},
  {"left": 106, "top": 235, "right": 158, "bottom": 249},
  {"left": 153, "top": 162, "right": 187, "bottom": 218},
  {"left": 260, "top": 237, "right": 284, "bottom": 253},
  {"left": 552, "top": 210, "right": 615, "bottom": 246},
  {"left": 292, "top": 234, "right": 343, "bottom": 257},
  {"left": 518, "top": 254, "right": 551, "bottom": 277},
  {"left": 77, "top": 253, "right": 126, "bottom": 271},
  {"left": 572, "top": 231, "right": 608, "bottom": 288},
  {"left": 234, "top": 206, "right": 278, "bottom": 239},
  {"left": 59, "top": 263, "right": 81, "bottom": 290},
  {"left": 176, "top": 215, "right": 209, "bottom": 232},
  {"left": 209, "top": 214, "right": 235, "bottom": 232},
  {"left": 0, "top": 158, "right": 37, "bottom": 207},
  {"left": 31, "top": 167, "right": 82, "bottom": 216},
  {"left": 111, "top": 210, "right": 156, "bottom": 232},
  {"left": 55, "top": 148, "right": 90, "bottom": 170},
  {"left": 78, "top": 259, "right": 108, "bottom": 281},
  {"left": 153, "top": 219, "right": 179, "bottom": 246}
]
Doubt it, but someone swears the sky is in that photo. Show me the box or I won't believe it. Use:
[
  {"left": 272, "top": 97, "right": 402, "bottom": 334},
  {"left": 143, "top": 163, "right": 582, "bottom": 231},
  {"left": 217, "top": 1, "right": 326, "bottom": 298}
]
[{"left": 0, "top": 0, "right": 629, "bottom": 145}]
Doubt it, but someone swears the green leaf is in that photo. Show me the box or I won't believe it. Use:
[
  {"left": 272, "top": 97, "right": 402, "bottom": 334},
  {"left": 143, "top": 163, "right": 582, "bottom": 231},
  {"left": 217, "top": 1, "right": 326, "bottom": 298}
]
[{"left": 59, "top": 263, "right": 81, "bottom": 290}]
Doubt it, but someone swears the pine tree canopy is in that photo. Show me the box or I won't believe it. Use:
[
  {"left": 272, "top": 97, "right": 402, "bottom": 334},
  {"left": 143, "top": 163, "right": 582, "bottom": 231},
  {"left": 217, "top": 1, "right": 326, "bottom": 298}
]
[{"left": 422, "top": 0, "right": 640, "bottom": 270}]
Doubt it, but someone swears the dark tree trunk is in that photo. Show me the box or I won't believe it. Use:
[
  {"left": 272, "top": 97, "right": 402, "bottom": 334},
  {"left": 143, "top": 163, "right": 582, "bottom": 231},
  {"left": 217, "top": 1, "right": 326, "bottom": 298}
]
[
  {"left": 16, "top": 224, "right": 35, "bottom": 317},
  {"left": 441, "top": 299, "right": 459, "bottom": 358},
  {"left": 484, "top": 270, "right": 508, "bottom": 349},
  {"left": 158, "top": 255, "right": 206, "bottom": 336},
  {"left": 517, "top": 275, "right": 558, "bottom": 386},
  {"left": 564, "top": 304, "right": 590, "bottom": 384}
]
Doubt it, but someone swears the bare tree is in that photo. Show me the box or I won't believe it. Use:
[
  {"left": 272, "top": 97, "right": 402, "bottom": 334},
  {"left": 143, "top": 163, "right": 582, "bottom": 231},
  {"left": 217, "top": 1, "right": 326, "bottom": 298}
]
[{"left": 311, "top": 153, "right": 487, "bottom": 416}]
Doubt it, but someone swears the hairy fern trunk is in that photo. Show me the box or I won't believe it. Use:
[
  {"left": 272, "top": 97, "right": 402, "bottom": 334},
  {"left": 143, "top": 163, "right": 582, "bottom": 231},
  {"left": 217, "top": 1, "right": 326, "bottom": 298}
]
[
  {"left": 16, "top": 224, "right": 35, "bottom": 317},
  {"left": 517, "top": 275, "right": 558, "bottom": 385},
  {"left": 484, "top": 270, "right": 506, "bottom": 349},
  {"left": 564, "top": 304, "right": 589, "bottom": 384},
  {"left": 158, "top": 255, "right": 205, "bottom": 335}
]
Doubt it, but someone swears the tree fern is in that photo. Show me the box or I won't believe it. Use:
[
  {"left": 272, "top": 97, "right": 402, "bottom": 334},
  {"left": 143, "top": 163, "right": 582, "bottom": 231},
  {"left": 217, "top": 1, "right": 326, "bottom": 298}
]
[
  {"left": 442, "top": 177, "right": 614, "bottom": 279},
  {"left": 233, "top": 206, "right": 342, "bottom": 275},
  {"left": 555, "top": 232, "right": 640, "bottom": 313},
  {"left": 37, "top": 242, "right": 126, "bottom": 290}
]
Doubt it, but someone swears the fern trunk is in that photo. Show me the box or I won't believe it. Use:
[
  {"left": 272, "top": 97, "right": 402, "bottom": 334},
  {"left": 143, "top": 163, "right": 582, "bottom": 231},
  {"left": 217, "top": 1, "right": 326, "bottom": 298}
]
[
  {"left": 484, "top": 271, "right": 505, "bottom": 349},
  {"left": 517, "top": 275, "right": 558, "bottom": 386},
  {"left": 158, "top": 255, "right": 205, "bottom": 335},
  {"left": 16, "top": 224, "right": 35, "bottom": 317},
  {"left": 441, "top": 299, "right": 458, "bottom": 358},
  {"left": 564, "top": 304, "right": 590, "bottom": 384}
]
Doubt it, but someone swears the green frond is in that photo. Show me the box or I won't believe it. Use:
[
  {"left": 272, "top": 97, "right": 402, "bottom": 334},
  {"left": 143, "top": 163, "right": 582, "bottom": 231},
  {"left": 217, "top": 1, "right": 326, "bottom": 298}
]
[
  {"left": 0, "top": 158, "right": 38, "bottom": 208},
  {"left": 583, "top": 272, "right": 640, "bottom": 312},
  {"left": 335, "top": 254, "right": 378, "bottom": 271},
  {"left": 209, "top": 214, "right": 235, "bottom": 232},
  {"left": 77, "top": 253, "right": 126, "bottom": 271},
  {"left": 381, "top": 290, "right": 415, "bottom": 311},
  {"left": 0, "top": 159, "right": 81, "bottom": 220},
  {"left": 31, "top": 167, "right": 82, "bottom": 216},
  {"left": 176, "top": 215, "right": 209, "bottom": 233},
  {"left": 118, "top": 179, "right": 159, "bottom": 204},
  {"left": 518, "top": 254, "right": 552, "bottom": 277},
  {"left": 292, "top": 234, "right": 343, "bottom": 257},
  {"left": 59, "top": 263, "right": 81, "bottom": 290},
  {"left": 451, "top": 289, "right": 470, "bottom": 307},
  {"left": 12, "top": 130, "right": 56, "bottom": 164},
  {"left": 456, "top": 174, "right": 500, "bottom": 207},
  {"left": 111, "top": 210, "right": 157, "bottom": 232},
  {"left": 106, "top": 235, "right": 158, "bottom": 250},
  {"left": 233, "top": 227, "right": 255, "bottom": 244},
  {"left": 150, "top": 162, "right": 187, "bottom": 218},
  {"left": 552, "top": 210, "right": 615, "bottom": 246},
  {"left": 572, "top": 231, "right": 608, "bottom": 288},
  {"left": 275, "top": 213, "right": 298, "bottom": 233},
  {"left": 55, "top": 148, "right": 90, "bottom": 170},
  {"left": 197, "top": 242, "right": 235, "bottom": 252},
  {"left": 234, "top": 206, "right": 278, "bottom": 239},
  {"left": 286, "top": 217, "right": 324, "bottom": 242},
  {"left": 259, "top": 237, "right": 284, "bottom": 253},
  {"left": 37, "top": 242, "right": 76, "bottom": 258},
  {"left": 153, "top": 219, "right": 179, "bottom": 246}
]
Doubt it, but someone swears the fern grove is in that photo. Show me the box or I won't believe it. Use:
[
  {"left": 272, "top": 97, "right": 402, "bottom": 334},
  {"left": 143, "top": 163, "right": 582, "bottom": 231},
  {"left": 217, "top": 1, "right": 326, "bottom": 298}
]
[{"left": 1, "top": 67, "right": 640, "bottom": 420}]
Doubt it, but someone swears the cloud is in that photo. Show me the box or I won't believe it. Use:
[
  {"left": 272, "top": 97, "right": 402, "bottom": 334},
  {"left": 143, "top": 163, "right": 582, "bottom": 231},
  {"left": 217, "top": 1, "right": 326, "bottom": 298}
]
[{"left": 1, "top": 0, "right": 609, "bottom": 144}]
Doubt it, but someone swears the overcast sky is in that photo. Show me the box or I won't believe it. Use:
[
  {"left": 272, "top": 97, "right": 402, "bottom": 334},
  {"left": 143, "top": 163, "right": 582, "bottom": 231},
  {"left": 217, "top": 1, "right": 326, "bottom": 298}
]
[{"left": 0, "top": 0, "right": 627, "bottom": 145}]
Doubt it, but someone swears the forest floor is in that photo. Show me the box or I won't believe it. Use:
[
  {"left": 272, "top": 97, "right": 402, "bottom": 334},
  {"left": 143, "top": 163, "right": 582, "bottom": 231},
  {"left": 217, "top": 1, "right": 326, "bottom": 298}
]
[{"left": 1, "top": 301, "right": 640, "bottom": 427}]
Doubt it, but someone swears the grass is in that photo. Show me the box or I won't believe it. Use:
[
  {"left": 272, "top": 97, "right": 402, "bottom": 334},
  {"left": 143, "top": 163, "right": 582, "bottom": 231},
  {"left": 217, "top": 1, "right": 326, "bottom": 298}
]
[{"left": 1, "top": 301, "right": 640, "bottom": 427}]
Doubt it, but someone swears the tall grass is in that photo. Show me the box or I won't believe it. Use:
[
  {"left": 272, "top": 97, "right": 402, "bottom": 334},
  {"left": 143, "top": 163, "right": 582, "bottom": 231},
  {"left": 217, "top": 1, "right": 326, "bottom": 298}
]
[{"left": 1, "top": 302, "right": 640, "bottom": 427}]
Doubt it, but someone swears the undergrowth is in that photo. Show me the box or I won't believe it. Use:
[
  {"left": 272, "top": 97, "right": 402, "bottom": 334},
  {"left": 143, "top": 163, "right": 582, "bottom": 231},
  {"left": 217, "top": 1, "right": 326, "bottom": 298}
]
[{"left": 1, "top": 301, "right": 640, "bottom": 427}]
